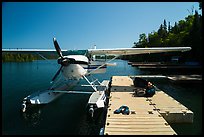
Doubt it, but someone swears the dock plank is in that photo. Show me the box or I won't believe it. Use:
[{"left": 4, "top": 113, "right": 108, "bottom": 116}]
[
  {"left": 148, "top": 91, "right": 193, "bottom": 123},
  {"left": 104, "top": 90, "right": 176, "bottom": 135}
]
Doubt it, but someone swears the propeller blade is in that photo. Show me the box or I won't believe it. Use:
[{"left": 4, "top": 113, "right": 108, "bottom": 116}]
[
  {"left": 51, "top": 65, "right": 63, "bottom": 83},
  {"left": 53, "top": 37, "right": 63, "bottom": 58}
]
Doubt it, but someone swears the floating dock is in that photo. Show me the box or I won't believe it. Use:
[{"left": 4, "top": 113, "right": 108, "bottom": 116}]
[
  {"left": 104, "top": 76, "right": 193, "bottom": 135},
  {"left": 167, "top": 75, "right": 202, "bottom": 83},
  {"left": 128, "top": 62, "right": 201, "bottom": 68},
  {"left": 148, "top": 91, "right": 193, "bottom": 123},
  {"left": 130, "top": 75, "right": 202, "bottom": 83},
  {"left": 128, "top": 62, "right": 202, "bottom": 74}
]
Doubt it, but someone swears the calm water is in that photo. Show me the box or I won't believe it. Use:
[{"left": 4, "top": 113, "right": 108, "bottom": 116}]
[{"left": 2, "top": 60, "right": 202, "bottom": 135}]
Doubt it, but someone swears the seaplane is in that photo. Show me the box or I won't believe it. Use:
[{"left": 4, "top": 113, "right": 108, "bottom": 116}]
[{"left": 2, "top": 38, "right": 191, "bottom": 117}]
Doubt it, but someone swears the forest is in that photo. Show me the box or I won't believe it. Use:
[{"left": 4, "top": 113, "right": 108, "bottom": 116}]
[
  {"left": 123, "top": 3, "right": 202, "bottom": 64},
  {"left": 2, "top": 52, "right": 58, "bottom": 62}
]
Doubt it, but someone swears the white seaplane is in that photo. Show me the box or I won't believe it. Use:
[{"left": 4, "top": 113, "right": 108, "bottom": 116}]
[{"left": 2, "top": 38, "right": 191, "bottom": 117}]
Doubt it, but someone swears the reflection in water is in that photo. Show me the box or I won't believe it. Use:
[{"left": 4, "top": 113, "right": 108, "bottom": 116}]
[{"left": 21, "top": 106, "right": 43, "bottom": 127}]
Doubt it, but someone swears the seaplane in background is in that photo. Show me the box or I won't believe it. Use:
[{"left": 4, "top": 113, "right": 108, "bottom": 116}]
[{"left": 2, "top": 38, "right": 191, "bottom": 117}]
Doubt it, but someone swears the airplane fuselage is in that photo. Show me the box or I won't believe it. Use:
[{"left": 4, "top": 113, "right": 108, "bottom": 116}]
[
  {"left": 60, "top": 55, "right": 88, "bottom": 80},
  {"left": 60, "top": 55, "right": 107, "bottom": 80}
]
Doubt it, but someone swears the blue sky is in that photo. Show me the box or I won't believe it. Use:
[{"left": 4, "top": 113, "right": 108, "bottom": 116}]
[{"left": 2, "top": 2, "right": 201, "bottom": 50}]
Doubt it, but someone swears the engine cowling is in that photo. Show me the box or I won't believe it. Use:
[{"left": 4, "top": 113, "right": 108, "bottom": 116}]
[{"left": 61, "top": 64, "right": 87, "bottom": 80}]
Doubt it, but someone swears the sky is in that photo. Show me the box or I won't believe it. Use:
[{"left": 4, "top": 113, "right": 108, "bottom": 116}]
[{"left": 2, "top": 2, "right": 201, "bottom": 50}]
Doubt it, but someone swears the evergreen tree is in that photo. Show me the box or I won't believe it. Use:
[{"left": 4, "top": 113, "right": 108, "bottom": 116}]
[
  {"left": 168, "top": 22, "right": 171, "bottom": 32},
  {"left": 199, "top": 2, "right": 202, "bottom": 10},
  {"left": 172, "top": 22, "right": 179, "bottom": 34},
  {"left": 163, "top": 19, "right": 168, "bottom": 38},
  {"left": 157, "top": 24, "right": 163, "bottom": 37},
  {"left": 188, "top": 10, "right": 202, "bottom": 62},
  {"left": 163, "top": 19, "right": 167, "bottom": 35}
]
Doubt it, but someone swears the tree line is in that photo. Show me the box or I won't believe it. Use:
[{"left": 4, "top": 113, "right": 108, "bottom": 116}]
[
  {"left": 2, "top": 53, "right": 58, "bottom": 62},
  {"left": 2, "top": 53, "right": 37, "bottom": 62}
]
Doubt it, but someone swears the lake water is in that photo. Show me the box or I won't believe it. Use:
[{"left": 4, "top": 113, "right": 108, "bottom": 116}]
[{"left": 2, "top": 59, "right": 202, "bottom": 135}]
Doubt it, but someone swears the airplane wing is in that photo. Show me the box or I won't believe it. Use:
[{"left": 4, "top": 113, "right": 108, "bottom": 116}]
[
  {"left": 3, "top": 47, "right": 191, "bottom": 55},
  {"left": 2, "top": 48, "right": 67, "bottom": 52},
  {"left": 2, "top": 48, "right": 88, "bottom": 56},
  {"left": 87, "top": 47, "right": 191, "bottom": 56},
  {"left": 86, "top": 47, "right": 191, "bottom": 75}
]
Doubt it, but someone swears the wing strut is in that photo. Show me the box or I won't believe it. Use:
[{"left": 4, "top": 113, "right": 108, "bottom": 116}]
[
  {"left": 82, "top": 75, "right": 98, "bottom": 92},
  {"left": 86, "top": 55, "right": 119, "bottom": 75},
  {"left": 35, "top": 52, "right": 56, "bottom": 65}
]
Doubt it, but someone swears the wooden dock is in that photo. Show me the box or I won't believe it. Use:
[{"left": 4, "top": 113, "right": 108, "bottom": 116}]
[
  {"left": 104, "top": 76, "right": 193, "bottom": 135},
  {"left": 130, "top": 75, "right": 202, "bottom": 83},
  {"left": 128, "top": 62, "right": 202, "bottom": 73},
  {"left": 128, "top": 62, "right": 201, "bottom": 68},
  {"left": 167, "top": 75, "right": 202, "bottom": 83},
  {"left": 149, "top": 91, "right": 193, "bottom": 123}
]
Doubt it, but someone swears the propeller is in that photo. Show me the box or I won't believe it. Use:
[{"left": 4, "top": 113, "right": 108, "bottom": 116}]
[
  {"left": 53, "top": 38, "right": 63, "bottom": 58},
  {"left": 51, "top": 38, "right": 70, "bottom": 83},
  {"left": 51, "top": 65, "right": 63, "bottom": 82},
  {"left": 53, "top": 38, "right": 74, "bottom": 66}
]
